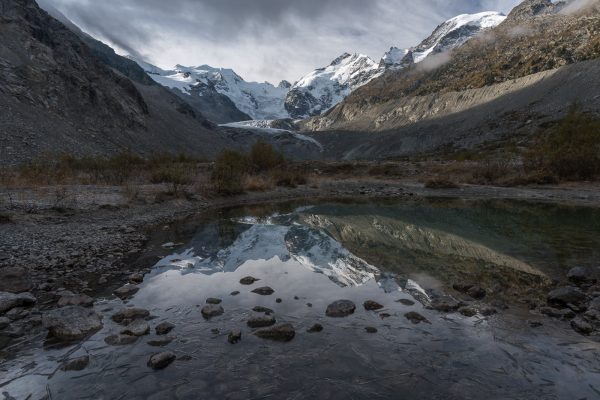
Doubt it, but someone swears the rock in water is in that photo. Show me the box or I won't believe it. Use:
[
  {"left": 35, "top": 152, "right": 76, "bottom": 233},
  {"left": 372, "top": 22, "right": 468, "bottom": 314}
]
[
  {"left": 113, "top": 284, "right": 139, "bottom": 299},
  {"left": 459, "top": 307, "right": 478, "bottom": 317},
  {"left": 0, "top": 267, "right": 32, "bottom": 293},
  {"left": 240, "top": 276, "right": 259, "bottom": 285},
  {"left": 58, "top": 293, "right": 94, "bottom": 308},
  {"left": 429, "top": 297, "right": 461, "bottom": 313},
  {"left": 120, "top": 319, "right": 150, "bottom": 336},
  {"left": 61, "top": 355, "right": 90, "bottom": 371},
  {"left": 547, "top": 286, "right": 588, "bottom": 308},
  {"left": 111, "top": 308, "right": 150, "bottom": 324},
  {"left": 252, "top": 306, "right": 274, "bottom": 314},
  {"left": 42, "top": 306, "right": 103, "bottom": 340},
  {"left": 363, "top": 300, "right": 384, "bottom": 311},
  {"left": 307, "top": 323, "right": 323, "bottom": 333},
  {"left": 326, "top": 300, "right": 356, "bottom": 317},
  {"left": 228, "top": 329, "right": 242, "bottom": 344},
  {"left": 252, "top": 287, "right": 275, "bottom": 296},
  {"left": 201, "top": 304, "right": 224, "bottom": 319},
  {"left": 571, "top": 317, "right": 594, "bottom": 335},
  {"left": 206, "top": 298, "right": 222, "bottom": 304},
  {"left": 155, "top": 322, "right": 175, "bottom": 335},
  {"left": 0, "top": 292, "right": 36, "bottom": 314},
  {"left": 405, "top": 311, "right": 430, "bottom": 324},
  {"left": 397, "top": 299, "right": 415, "bottom": 306},
  {"left": 230, "top": 291, "right": 240, "bottom": 296},
  {"left": 247, "top": 315, "right": 276, "bottom": 328},
  {"left": 105, "top": 334, "right": 137, "bottom": 346},
  {"left": 147, "top": 352, "right": 176, "bottom": 370},
  {"left": 254, "top": 324, "right": 295, "bottom": 342},
  {"left": 567, "top": 267, "right": 596, "bottom": 284},
  {"left": 365, "top": 326, "right": 378, "bottom": 333}
]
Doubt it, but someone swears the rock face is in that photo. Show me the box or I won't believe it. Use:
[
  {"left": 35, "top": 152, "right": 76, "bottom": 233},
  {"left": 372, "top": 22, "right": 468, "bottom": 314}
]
[
  {"left": 112, "top": 308, "right": 150, "bottom": 324},
  {"left": 285, "top": 53, "right": 382, "bottom": 119},
  {"left": 0, "top": 0, "right": 235, "bottom": 166},
  {"left": 201, "top": 304, "right": 224, "bottom": 319},
  {"left": 0, "top": 291, "right": 36, "bottom": 314},
  {"left": 326, "top": 300, "right": 356, "bottom": 317},
  {"left": 254, "top": 324, "right": 296, "bottom": 342},
  {"left": 147, "top": 352, "right": 176, "bottom": 370},
  {"left": 0, "top": 267, "right": 32, "bottom": 293},
  {"left": 42, "top": 306, "right": 103, "bottom": 340}
]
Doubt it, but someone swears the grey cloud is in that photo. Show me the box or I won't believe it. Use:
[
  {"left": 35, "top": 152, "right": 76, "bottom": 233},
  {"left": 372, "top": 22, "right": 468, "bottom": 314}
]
[{"left": 40, "top": 0, "right": 522, "bottom": 83}]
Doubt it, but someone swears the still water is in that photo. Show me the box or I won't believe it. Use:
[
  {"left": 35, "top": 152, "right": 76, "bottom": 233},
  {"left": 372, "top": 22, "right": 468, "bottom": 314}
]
[{"left": 2, "top": 199, "right": 600, "bottom": 399}]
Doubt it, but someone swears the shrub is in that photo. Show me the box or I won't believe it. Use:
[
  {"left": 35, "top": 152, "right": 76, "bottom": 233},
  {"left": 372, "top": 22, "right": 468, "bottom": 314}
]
[
  {"left": 272, "top": 169, "right": 307, "bottom": 188},
  {"left": 471, "top": 158, "right": 513, "bottom": 184},
  {"left": 249, "top": 140, "right": 284, "bottom": 172},
  {"left": 243, "top": 175, "right": 274, "bottom": 192},
  {"left": 524, "top": 107, "right": 600, "bottom": 180},
  {"left": 212, "top": 150, "right": 248, "bottom": 195},
  {"left": 424, "top": 177, "right": 459, "bottom": 189},
  {"left": 150, "top": 164, "right": 193, "bottom": 193}
]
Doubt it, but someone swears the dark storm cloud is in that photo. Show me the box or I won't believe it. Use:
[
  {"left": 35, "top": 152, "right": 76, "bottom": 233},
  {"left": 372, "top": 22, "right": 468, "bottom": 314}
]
[{"left": 39, "top": 0, "right": 522, "bottom": 83}]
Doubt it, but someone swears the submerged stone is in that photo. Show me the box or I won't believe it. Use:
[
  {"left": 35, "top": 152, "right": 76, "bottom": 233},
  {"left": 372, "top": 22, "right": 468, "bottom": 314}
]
[
  {"left": 61, "top": 355, "right": 90, "bottom": 371},
  {"left": 255, "top": 324, "right": 295, "bottom": 342},
  {"left": 147, "top": 352, "right": 176, "bottom": 370},
  {"left": 307, "top": 323, "right": 323, "bottom": 333},
  {"left": 111, "top": 308, "right": 150, "bottom": 324},
  {"left": 155, "top": 321, "right": 175, "bottom": 335},
  {"left": 240, "top": 276, "right": 259, "bottom": 285},
  {"left": 247, "top": 315, "right": 276, "bottom": 328},
  {"left": 252, "top": 286, "right": 275, "bottom": 296},
  {"left": 405, "top": 311, "right": 430, "bottom": 324},
  {"left": 105, "top": 334, "right": 138, "bottom": 346},
  {"left": 228, "top": 329, "right": 242, "bottom": 344},
  {"left": 326, "top": 300, "right": 356, "bottom": 317},
  {"left": 201, "top": 304, "right": 224, "bottom": 319},
  {"left": 363, "top": 300, "right": 384, "bottom": 311}
]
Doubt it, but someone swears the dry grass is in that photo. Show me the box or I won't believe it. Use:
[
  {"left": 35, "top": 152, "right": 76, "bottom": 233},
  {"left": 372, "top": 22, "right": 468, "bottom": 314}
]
[{"left": 243, "top": 175, "right": 275, "bottom": 192}]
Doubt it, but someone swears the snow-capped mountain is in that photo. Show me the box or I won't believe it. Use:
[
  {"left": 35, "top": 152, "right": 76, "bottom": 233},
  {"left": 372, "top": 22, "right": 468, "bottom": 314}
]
[
  {"left": 284, "top": 53, "right": 382, "bottom": 119},
  {"left": 383, "top": 11, "right": 506, "bottom": 69},
  {"left": 131, "top": 60, "right": 289, "bottom": 120}
]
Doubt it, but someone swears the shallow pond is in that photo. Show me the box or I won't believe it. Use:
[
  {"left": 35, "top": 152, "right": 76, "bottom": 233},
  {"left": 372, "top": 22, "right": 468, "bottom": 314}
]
[{"left": 2, "top": 199, "right": 600, "bottom": 399}]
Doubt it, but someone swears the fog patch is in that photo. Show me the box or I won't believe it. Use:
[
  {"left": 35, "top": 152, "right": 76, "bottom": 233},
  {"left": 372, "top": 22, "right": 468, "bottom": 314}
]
[
  {"left": 417, "top": 52, "right": 452, "bottom": 72},
  {"left": 560, "top": 0, "right": 600, "bottom": 14}
]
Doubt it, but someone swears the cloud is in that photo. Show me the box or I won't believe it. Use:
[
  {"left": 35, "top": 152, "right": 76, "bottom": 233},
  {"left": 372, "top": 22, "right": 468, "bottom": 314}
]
[{"left": 39, "top": 0, "right": 522, "bottom": 83}]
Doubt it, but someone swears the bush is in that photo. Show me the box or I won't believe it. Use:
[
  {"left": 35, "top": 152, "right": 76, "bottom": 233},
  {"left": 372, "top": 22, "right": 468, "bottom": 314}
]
[
  {"left": 150, "top": 164, "right": 193, "bottom": 193},
  {"left": 249, "top": 140, "right": 284, "bottom": 172},
  {"left": 471, "top": 158, "right": 513, "bottom": 184},
  {"left": 424, "top": 177, "right": 459, "bottom": 189},
  {"left": 243, "top": 175, "right": 274, "bottom": 192},
  {"left": 272, "top": 169, "right": 307, "bottom": 188},
  {"left": 525, "top": 107, "right": 600, "bottom": 180},
  {"left": 212, "top": 150, "right": 248, "bottom": 195}
]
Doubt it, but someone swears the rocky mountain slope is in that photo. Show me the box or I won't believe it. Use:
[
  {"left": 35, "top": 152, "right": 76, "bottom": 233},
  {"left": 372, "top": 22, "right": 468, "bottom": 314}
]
[
  {"left": 302, "top": 0, "right": 600, "bottom": 158},
  {"left": 133, "top": 61, "right": 289, "bottom": 121},
  {"left": 284, "top": 53, "right": 382, "bottom": 119},
  {"left": 0, "top": 0, "right": 245, "bottom": 165}
]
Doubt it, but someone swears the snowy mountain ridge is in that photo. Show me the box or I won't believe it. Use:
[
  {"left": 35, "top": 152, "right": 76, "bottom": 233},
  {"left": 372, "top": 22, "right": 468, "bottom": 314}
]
[{"left": 132, "top": 10, "right": 507, "bottom": 121}]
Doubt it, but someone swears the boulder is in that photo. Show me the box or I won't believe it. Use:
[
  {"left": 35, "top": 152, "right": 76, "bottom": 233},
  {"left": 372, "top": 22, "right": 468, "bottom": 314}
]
[
  {"left": 247, "top": 315, "right": 276, "bottom": 328},
  {"left": 147, "top": 352, "right": 176, "bottom": 370},
  {"left": 429, "top": 297, "right": 461, "bottom": 313},
  {"left": 326, "top": 300, "right": 356, "bottom": 317},
  {"left": 58, "top": 293, "right": 94, "bottom": 308},
  {"left": 363, "top": 300, "right": 384, "bottom": 311},
  {"left": 0, "top": 291, "right": 36, "bottom": 314},
  {"left": 120, "top": 319, "right": 150, "bottom": 336},
  {"left": 0, "top": 267, "right": 32, "bottom": 293},
  {"left": 42, "top": 306, "right": 103, "bottom": 340},
  {"left": 567, "top": 267, "right": 596, "bottom": 284},
  {"left": 251, "top": 287, "right": 275, "bottom": 296},
  {"left": 113, "top": 284, "right": 139, "bottom": 299},
  {"left": 61, "top": 355, "right": 90, "bottom": 371},
  {"left": 240, "top": 276, "right": 259, "bottom": 285},
  {"left": 405, "top": 311, "right": 430, "bottom": 324},
  {"left": 254, "top": 324, "right": 295, "bottom": 342},
  {"left": 201, "top": 304, "right": 224, "bottom": 319},
  {"left": 111, "top": 308, "right": 150, "bottom": 324},
  {"left": 105, "top": 334, "right": 137, "bottom": 346},
  {"left": 155, "top": 322, "right": 175, "bottom": 335},
  {"left": 228, "top": 329, "right": 242, "bottom": 344},
  {"left": 547, "top": 286, "right": 588, "bottom": 309},
  {"left": 571, "top": 317, "right": 594, "bottom": 335}
]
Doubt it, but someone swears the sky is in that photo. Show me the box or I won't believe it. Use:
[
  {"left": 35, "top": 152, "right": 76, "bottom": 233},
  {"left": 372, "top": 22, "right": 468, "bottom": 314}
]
[{"left": 39, "top": 0, "right": 523, "bottom": 84}]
